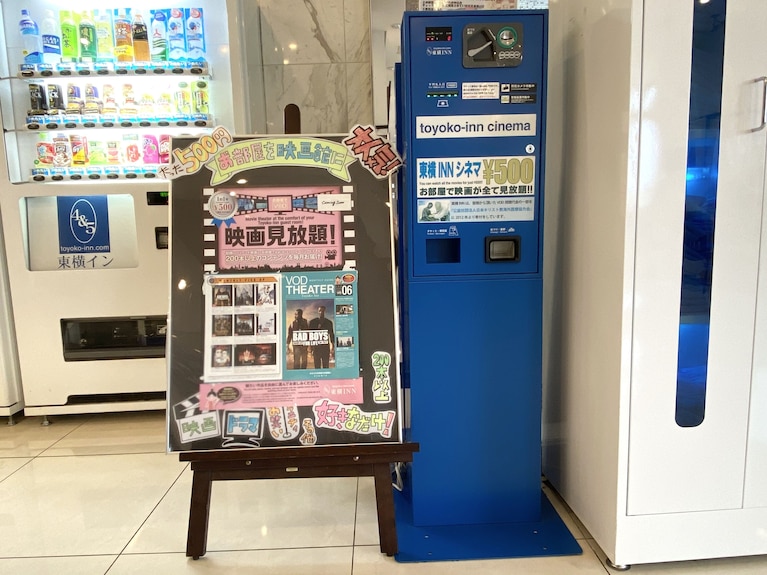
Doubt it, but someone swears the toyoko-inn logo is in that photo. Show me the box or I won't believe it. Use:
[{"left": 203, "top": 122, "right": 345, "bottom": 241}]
[
  {"left": 70, "top": 199, "right": 98, "bottom": 243},
  {"left": 427, "top": 46, "right": 452, "bottom": 56}
]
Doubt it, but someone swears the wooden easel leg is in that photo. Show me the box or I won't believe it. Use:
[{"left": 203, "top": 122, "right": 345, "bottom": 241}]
[
  {"left": 186, "top": 469, "right": 213, "bottom": 559},
  {"left": 372, "top": 463, "right": 398, "bottom": 556}
]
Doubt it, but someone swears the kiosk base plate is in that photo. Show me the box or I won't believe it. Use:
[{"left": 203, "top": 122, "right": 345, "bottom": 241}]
[{"left": 393, "top": 490, "right": 581, "bottom": 563}]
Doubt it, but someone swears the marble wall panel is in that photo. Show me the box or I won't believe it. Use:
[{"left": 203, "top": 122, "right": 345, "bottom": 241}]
[
  {"left": 262, "top": 64, "right": 348, "bottom": 133},
  {"left": 258, "top": 0, "right": 346, "bottom": 65}
]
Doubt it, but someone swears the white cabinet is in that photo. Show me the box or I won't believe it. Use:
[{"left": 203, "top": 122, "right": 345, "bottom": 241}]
[{"left": 544, "top": 0, "right": 767, "bottom": 566}]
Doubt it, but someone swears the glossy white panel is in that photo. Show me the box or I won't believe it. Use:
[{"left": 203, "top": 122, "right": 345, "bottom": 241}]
[
  {"left": 0, "top": 104, "right": 23, "bottom": 415},
  {"left": 627, "top": 0, "right": 763, "bottom": 515},
  {"left": 542, "top": 0, "right": 642, "bottom": 558},
  {"left": 615, "top": 507, "right": 767, "bottom": 565},
  {"left": 744, "top": 0, "right": 767, "bottom": 505}
]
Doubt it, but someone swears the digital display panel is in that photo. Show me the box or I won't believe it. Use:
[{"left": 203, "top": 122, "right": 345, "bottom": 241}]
[{"left": 426, "top": 26, "right": 452, "bottom": 42}]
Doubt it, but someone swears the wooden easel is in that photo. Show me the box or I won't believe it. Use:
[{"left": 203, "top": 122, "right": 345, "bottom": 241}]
[{"left": 180, "top": 442, "right": 418, "bottom": 559}]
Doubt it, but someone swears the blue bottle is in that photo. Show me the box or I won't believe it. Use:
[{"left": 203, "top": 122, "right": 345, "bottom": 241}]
[{"left": 19, "top": 9, "right": 43, "bottom": 65}]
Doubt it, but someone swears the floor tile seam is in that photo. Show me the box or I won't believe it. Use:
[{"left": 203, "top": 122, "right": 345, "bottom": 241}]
[
  {"left": 119, "top": 544, "right": 357, "bottom": 556},
  {"left": 0, "top": 457, "right": 35, "bottom": 484},
  {"left": 31, "top": 415, "right": 97, "bottom": 458},
  {"left": 117, "top": 461, "right": 191, "bottom": 557},
  {"left": 36, "top": 449, "right": 169, "bottom": 458},
  {"left": 0, "top": 552, "right": 118, "bottom": 560}
]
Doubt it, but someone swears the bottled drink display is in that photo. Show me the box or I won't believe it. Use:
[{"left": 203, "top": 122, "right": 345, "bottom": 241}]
[
  {"left": 131, "top": 13, "right": 150, "bottom": 62},
  {"left": 41, "top": 10, "right": 62, "bottom": 65},
  {"left": 185, "top": 8, "right": 205, "bottom": 61},
  {"left": 15, "top": 7, "right": 213, "bottom": 181},
  {"left": 19, "top": 9, "right": 43, "bottom": 65},
  {"left": 59, "top": 10, "right": 78, "bottom": 61},
  {"left": 150, "top": 10, "right": 169, "bottom": 62},
  {"left": 167, "top": 8, "right": 186, "bottom": 61},
  {"left": 113, "top": 11, "right": 134, "bottom": 62},
  {"left": 78, "top": 11, "right": 98, "bottom": 62},
  {"left": 95, "top": 10, "right": 115, "bottom": 62}
]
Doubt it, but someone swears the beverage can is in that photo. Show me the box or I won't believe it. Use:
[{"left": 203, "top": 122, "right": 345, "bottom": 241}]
[
  {"left": 28, "top": 83, "right": 47, "bottom": 114},
  {"left": 83, "top": 84, "right": 102, "bottom": 114},
  {"left": 66, "top": 83, "right": 83, "bottom": 113},
  {"left": 46, "top": 83, "right": 65, "bottom": 112},
  {"left": 87, "top": 140, "right": 108, "bottom": 165},
  {"left": 70, "top": 134, "right": 89, "bottom": 165},
  {"left": 192, "top": 80, "right": 209, "bottom": 115},
  {"left": 175, "top": 82, "right": 191, "bottom": 116},
  {"left": 159, "top": 134, "right": 171, "bottom": 164},
  {"left": 106, "top": 140, "right": 122, "bottom": 164},
  {"left": 52, "top": 133, "right": 72, "bottom": 167},
  {"left": 123, "top": 133, "right": 142, "bottom": 163},
  {"left": 36, "top": 135, "right": 55, "bottom": 165},
  {"left": 142, "top": 134, "right": 160, "bottom": 164}
]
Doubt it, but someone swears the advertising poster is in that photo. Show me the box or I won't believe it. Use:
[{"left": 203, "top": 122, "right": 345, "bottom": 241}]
[{"left": 167, "top": 130, "right": 402, "bottom": 450}]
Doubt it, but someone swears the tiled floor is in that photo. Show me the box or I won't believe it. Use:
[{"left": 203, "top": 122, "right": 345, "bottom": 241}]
[{"left": 0, "top": 411, "right": 766, "bottom": 574}]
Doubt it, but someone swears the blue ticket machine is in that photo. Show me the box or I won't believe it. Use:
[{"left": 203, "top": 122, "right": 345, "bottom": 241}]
[{"left": 398, "top": 10, "right": 548, "bottom": 528}]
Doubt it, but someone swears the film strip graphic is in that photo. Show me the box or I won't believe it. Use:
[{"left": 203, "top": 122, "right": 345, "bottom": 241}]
[{"left": 202, "top": 187, "right": 357, "bottom": 273}]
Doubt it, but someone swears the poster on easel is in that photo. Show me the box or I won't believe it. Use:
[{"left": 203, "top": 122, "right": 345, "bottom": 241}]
[{"left": 165, "top": 128, "right": 403, "bottom": 451}]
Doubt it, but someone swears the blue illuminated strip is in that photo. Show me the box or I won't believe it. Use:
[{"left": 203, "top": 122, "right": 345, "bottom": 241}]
[{"left": 675, "top": 0, "right": 727, "bottom": 427}]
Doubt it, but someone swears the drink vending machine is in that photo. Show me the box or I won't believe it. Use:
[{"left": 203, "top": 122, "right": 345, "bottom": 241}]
[
  {"left": 0, "top": 0, "right": 240, "bottom": 417},
  {"left": 395, "top": 9, "right": 578, "bottom": 561}
]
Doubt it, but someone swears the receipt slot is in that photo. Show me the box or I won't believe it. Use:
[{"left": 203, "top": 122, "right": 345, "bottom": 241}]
[{"left": 395, "top": 11, "right": 569, "bottom": 555}]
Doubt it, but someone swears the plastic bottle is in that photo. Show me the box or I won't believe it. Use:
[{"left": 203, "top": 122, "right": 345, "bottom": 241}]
[
  {"left": 95, "top": 10, "right": 115, "bottom": 63},
  {"left": 78, "top": 11, "right": 98, "bottom": 62},
  {"left": 150, "top": 10, "right": 168, "bottom": 62},
  {"left": 167, "top": 8, "right": 186, "bottom": 61},
  {"left": 19, "top": 10, "right": 43, "bottom": 65},
  {"left": 132, "top": 13, "right": 150, "bottom": 63},
  {"left": 60, "top": 11, "right": 78, "bottom": 62},
  {"left": 113, "top": 11, "right": 134, "bottom": 62},
  {"left": 185, "top": 8, "right": 205, "bottom": 61},
  {"left": 41, "top": 10, "right": 61, "bottom": 65}
]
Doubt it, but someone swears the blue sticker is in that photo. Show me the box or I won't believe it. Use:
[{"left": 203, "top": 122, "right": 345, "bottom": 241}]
[{"left": 57, "top": 196, "right": 111, "bottom": 255}]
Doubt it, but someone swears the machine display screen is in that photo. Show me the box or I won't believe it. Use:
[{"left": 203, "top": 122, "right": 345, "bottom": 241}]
[{"left": 426, "top": 26, "right": 452, "bottom": 42}]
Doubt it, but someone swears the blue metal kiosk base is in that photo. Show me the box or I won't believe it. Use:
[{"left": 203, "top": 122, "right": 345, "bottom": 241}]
[{"left": 393, "top": 489, "right": 581, "bottom": 562}]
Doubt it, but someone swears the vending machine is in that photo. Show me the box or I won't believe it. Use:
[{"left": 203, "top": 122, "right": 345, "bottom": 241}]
[
  {"left": 395, "top": 9, "right": 578, "bottom": 562},
  {"left": 0, "top": 0, "right": 240, "bottom": 416}
]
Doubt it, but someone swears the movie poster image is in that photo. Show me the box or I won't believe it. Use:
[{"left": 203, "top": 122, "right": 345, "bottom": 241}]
[
  {"left": 203, "top": 273, "right": 281, "bottom": 382},
  {"left": 282, "top": 270, "right": 359, "bottom": 381},
  {"left": 212, "top": 186, "right": 352, "bottom": 272}
]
